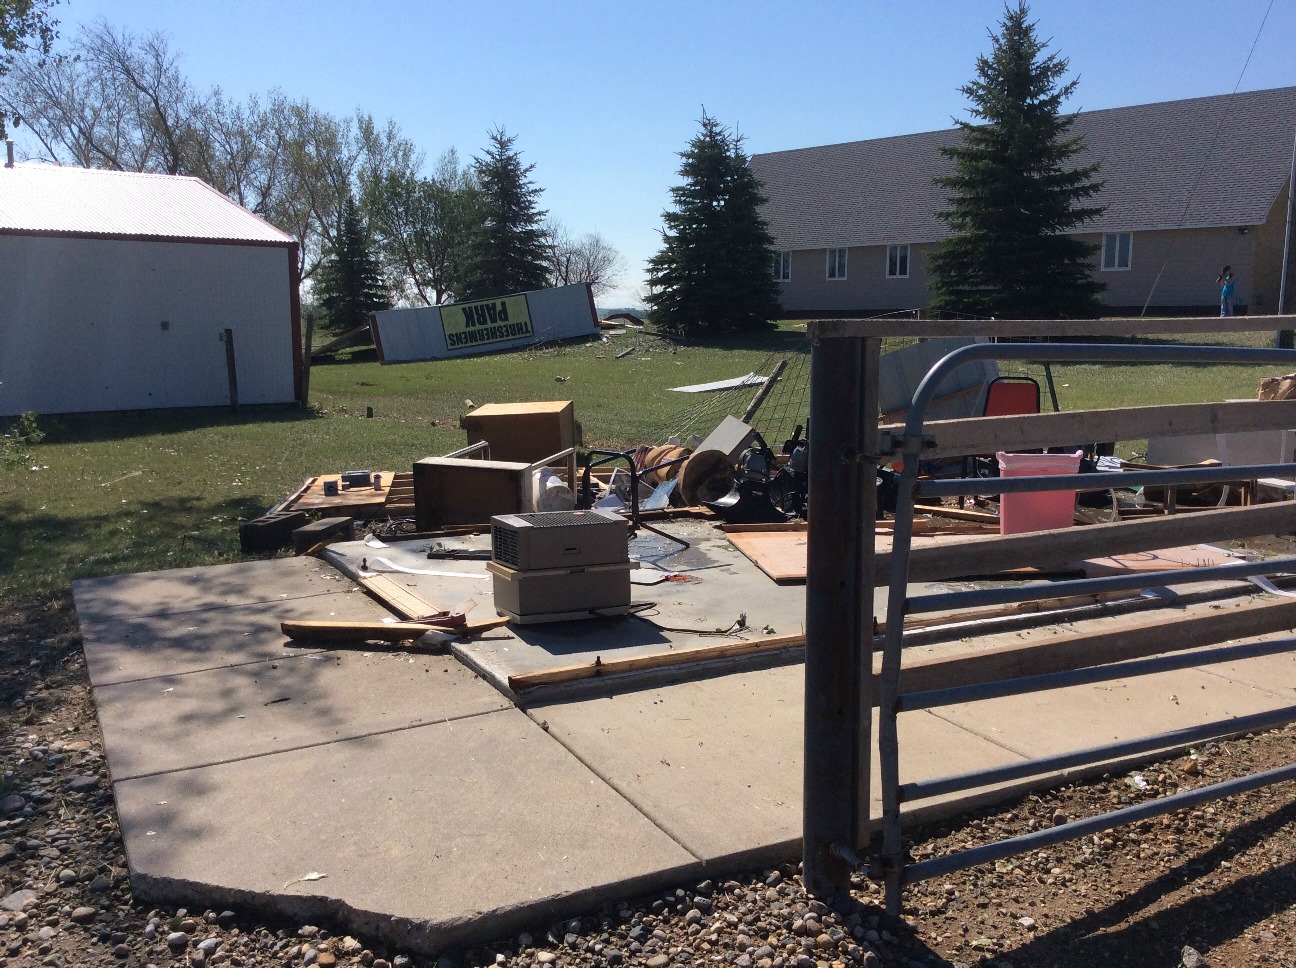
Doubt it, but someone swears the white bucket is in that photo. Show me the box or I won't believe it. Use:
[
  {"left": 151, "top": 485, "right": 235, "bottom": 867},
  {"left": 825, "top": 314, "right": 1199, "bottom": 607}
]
[{"left": 533, "top": 467, "right": 576, "bottom": 512}]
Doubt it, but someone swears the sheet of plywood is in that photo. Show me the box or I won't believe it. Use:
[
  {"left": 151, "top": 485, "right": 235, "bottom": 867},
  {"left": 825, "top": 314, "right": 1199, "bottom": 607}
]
[
  {"left": 725, "top": 527, "right": 1244, "bottom": 585},
  {"left": 286, "top": 472, "right": 399, "bottom": 518},
  {"left": 1075, "top": 543, "right": 1240, "bottom": 575}
]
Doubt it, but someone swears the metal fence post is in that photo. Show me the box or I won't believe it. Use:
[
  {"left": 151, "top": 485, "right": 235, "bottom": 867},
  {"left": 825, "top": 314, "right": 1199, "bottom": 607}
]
[{"left": 803, "top": 334, "right": 878, "bottom": 898}]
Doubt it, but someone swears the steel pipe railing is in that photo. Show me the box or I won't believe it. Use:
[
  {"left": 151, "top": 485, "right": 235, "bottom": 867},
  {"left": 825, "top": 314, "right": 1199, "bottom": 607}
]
[{"left": 876, "top": 341, "right": 1296, "bottom": 916}]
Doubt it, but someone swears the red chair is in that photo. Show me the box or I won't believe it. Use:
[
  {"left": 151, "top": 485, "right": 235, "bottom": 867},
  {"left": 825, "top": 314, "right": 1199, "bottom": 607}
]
[
  {"left": 983, "top": 376, "right": 1041, "bottom": 419},
  {"left": 962, "top": 377, "right": 1043, "bottom": 491}
]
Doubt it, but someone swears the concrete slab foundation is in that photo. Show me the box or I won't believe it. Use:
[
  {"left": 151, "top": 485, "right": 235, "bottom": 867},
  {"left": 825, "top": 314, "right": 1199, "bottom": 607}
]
[{"left": 73, "top": 549, "right": 1296, "bottom": 958}]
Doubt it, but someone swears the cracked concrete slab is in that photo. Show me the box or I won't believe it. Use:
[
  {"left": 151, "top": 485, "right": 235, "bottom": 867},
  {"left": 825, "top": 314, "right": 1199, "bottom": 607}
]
[
  {"left": 114, "top": 709, "right": 698, "bottom": 954},
  {"left": 95, "top": 648, "right": 510, "bottom": 780},
  {"left": 78, "top": 590, "right": 393, "bottom": 686}
]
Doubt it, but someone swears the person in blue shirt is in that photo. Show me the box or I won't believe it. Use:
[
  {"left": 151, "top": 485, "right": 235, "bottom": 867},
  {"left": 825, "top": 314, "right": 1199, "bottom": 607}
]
[{"left": 1218, "top": 266, "right": 1236, "bottom": 317}]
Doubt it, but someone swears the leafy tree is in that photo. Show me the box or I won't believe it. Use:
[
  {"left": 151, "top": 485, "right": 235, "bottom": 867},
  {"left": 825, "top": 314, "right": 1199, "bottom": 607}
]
[
  {"left": 313, "top": 196, "right": 391, "bottom": 334},
  {"left": 928, "top": 2, "right": 1105, "bottom": 319},
  {"left": 0, "top": 0, "right": 59, "bottom": 138},
  {"left": 459, "top": 127, "right": 549, "bottom": 299},
  {"left": 363, "top": 148, "right": 479, "bottom": 305},
  {"left": 646, "top": 112, "right": 781, "bottom": 336}
]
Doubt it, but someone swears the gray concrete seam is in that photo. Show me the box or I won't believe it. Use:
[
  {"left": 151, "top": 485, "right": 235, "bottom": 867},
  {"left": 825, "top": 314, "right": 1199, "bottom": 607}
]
[
  {"left": 91, "top": 649, "right": 334, "bottom": 688},
  {"left": 108, "top": 705, "right": 511, "bottom": 783},
  {"left": 518, "top": 706, "right": 706, "bottom": 863},
  {"left": 922, "top": 708, "right": 1037, "bottom": 759}
]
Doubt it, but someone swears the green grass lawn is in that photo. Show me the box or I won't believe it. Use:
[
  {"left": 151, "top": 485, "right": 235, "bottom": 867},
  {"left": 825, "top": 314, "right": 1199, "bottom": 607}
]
[{"left": 0, "top": 323, "right": 1283, "bottom": 603}]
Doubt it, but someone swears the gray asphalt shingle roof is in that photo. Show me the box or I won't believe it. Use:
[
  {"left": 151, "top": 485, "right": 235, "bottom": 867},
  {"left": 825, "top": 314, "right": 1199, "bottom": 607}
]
[{"left": 750, "top": 86, "right": 1296, "bottom": 250}]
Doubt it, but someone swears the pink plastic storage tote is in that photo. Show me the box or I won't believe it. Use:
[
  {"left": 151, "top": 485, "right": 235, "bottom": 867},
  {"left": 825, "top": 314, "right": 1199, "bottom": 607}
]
[{"left": 995, "top": 451, "right": 1082, "bottom": 535}]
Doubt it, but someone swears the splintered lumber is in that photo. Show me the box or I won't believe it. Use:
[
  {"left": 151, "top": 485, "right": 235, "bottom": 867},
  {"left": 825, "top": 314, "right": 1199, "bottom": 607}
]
[
  {"left": 883, "top": 593, "right": 1296, "bottom": 706},
  {"left": 508, "top": 633, "right": 806, "bottom": 690},
  {"left": 281, "top": 616, "right": 509, "bottom": 642},
  {"left": 507, "top": 588, "right": 1150, "bottom": 690},
  {"left": 357, "top": 574, "right": 445, "bottom": 620}
]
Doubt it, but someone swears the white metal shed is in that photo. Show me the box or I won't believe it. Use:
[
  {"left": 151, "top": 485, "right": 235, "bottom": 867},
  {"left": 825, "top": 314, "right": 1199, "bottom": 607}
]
[{"left": 0, "top": 163, "right": 300, "bottom": 415}]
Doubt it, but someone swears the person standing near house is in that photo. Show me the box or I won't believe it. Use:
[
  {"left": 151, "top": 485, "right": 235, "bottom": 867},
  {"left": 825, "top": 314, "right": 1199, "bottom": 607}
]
[{"left": 1218, "top": 266, "right": 1236, "bottom": 317}]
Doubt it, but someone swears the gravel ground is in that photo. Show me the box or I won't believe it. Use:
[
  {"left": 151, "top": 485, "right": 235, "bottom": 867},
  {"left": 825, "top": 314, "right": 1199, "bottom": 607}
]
[{"left": 2, "top": 593, "right": 1295, "bottom": 968}]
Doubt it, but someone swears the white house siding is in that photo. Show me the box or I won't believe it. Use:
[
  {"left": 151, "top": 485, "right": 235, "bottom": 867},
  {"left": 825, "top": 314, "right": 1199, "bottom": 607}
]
[
  {"left": 778, "top": 243, "right": 937, "bottom": 315},
  {"left": 0, "top": 235, "right": 294, "bottom": 414}
]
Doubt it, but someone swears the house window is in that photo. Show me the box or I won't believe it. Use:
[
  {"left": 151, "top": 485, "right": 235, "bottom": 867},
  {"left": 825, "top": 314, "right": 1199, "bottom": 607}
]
[
  {"left": 773, "top": 251, "right": 791, "bottom": 282},
  {"left": 886, "top": 244, "right": 910, "bottom": 278},
  {"left": 826, "top": 248, "right": 848, "bottom": 280},
  {"left": 1101, "top": 232, "right": 1132, "bottom": 271}
]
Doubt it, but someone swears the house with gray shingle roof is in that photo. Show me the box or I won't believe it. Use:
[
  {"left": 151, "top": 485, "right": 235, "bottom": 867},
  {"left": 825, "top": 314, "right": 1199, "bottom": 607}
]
[{"left": 750, "top": 86, "right": 1296, "bottom": 317}]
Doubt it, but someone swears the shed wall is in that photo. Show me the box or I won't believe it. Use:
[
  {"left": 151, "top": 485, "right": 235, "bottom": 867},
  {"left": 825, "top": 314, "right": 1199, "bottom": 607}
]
[{"left": 0, "top": 235, "right": 294, "bottom": 414}]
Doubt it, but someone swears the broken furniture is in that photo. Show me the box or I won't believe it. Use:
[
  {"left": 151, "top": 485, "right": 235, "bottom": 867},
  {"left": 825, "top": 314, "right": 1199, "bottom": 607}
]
[
  {"left": 487, "top": 509, "right": 632, "bottom": 623},
  {"left": 460, "top": 400, "right": 579, "bottom": 489},
  {"left": 412, "top": 443, "right": 577, "bottom": 531}
]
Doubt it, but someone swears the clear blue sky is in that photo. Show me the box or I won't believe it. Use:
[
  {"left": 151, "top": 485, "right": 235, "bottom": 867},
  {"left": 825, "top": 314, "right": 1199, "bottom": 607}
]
[{"left": 19, "top": 0, "right": 1296, "bottom": 306}]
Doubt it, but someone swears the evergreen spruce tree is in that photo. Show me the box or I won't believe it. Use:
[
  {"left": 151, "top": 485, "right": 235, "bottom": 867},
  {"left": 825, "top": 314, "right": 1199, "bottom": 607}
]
[
  {"left": 646, "top": 113, "right": 782, "bottom": 336},
  {"left": 459, "top": 127, "right": 549, "bottom": 299},
  {"left": 314, "top": 196, "right": 391, "bottom": 334},
  {"left": 928, "top": 2, "right": 1105, "bottom": 319}
]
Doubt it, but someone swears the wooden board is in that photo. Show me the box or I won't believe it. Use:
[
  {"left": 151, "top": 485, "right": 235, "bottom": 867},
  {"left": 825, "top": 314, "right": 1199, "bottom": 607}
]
[
  {"left": 285, "top": 472, "right": 400, "bottom": 519},
  {"left": 357, "top": 574, "right": 445, "bottom": 620},
  {"left": 724, "top": 528, "right": 985, "bottom": 584},
  {"left": 810, "top": 314, "right": 1293, "bottom": 341},
  {"left": 1075, "top": 543, "right": 1239, "bottom": 575}
]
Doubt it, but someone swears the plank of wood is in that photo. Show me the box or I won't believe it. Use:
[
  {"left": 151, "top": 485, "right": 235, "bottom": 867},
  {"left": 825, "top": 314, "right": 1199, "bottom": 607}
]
[
  {"left": 288, "top": 471, "right": 399, "bottom": 518},
  {"left": 893, "top": 502, "right": 1296, "bottom": 585},
  {"left": 899, "top": 589, "right": 1144, "bottom": 632},
  {"left": 509, "top": 633, "right": 806, "bottom": 689},
  {"left": 725, "top": 528, "right": 1005, "bottom": 583},
  {"left": 911, "top": 504, "right": 1001, "bottom": 525},
  {"left": 281, "top": 616, "right": 509, "bottom": 641},
  {"left": 887, "top": 594, "right": 1296, "bottom": 705},
  {"left": 880, "top": 400, "right": 1296, "bottom": 461},
  {"left": 811, "top": 314, "right": 1292, "bottom": 340},
  {"left": 1076, "top": 544, "right": 1239, "bottom": 575},
  {"left": 357, "top": 574, "right": 445, "bottom": 620},
  {"left": 268, "top": 477, "right": 316, "bottom": 515}
]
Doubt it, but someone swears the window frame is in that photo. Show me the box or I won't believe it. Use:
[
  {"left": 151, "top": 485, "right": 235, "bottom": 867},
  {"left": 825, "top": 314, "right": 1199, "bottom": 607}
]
[
  {"left": 773, "top": 250, "right": 791, "bottom": 282},
  {"left": 886, "top": 243, "right": 910, "bottom": 279},
  {"left": 826, "top": 247, "right": 848, "bottom": 280},
  {"left": 1101, "top": 232, "right": 1132, "bottom": 271}
]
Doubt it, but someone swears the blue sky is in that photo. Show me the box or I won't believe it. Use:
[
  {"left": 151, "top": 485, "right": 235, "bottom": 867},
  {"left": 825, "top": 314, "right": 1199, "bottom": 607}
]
[{"left": 17, "top": 0, "right": 1296, "bottom": 306}]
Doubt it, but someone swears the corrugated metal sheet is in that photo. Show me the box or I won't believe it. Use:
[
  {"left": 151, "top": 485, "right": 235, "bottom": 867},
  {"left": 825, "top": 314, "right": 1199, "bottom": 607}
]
[
  {"left": 0, "top": 163, "right": 294, "bottom": 243},
  {"left": 372, "top": 284, "right": 598, "bottom": 363}
]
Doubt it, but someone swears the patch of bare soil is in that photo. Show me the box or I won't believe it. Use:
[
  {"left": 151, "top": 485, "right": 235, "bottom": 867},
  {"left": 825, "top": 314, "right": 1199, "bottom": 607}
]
[{"left": 2, "top": 590, "right": 1294, "bottom": 968}]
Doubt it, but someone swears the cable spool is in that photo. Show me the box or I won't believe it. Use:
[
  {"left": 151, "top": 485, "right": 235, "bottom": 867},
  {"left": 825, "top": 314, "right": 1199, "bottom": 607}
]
[
  {"left": 642, "top": 444, "right": 690, "bottom": 483},
  {"left": 679, "top": 449, "right": 737, "bottom": 506}
]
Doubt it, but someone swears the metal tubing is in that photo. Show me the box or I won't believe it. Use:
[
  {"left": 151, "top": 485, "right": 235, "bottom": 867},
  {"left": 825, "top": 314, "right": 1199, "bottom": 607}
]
[
  {"left": 903, "top": 344, "right": 1296, "bottom": 441},
  {"left": 917, "top": 462, "right": 1296, "bottom": 499},
  {"left": 908, "top": 555, "right": 1296, "bottom": 614},
  {"left": 898, "top": 636, "right": 1296, "bottom": 713},
  {"left": 904, "top": 761, "right": 1296, "bottom": 886},
  {"left": 878, "top": 435, "right": 926, "bottom": 914},
  {"left": 899, "top": 704, "right": 1296, "bottom": 803}
]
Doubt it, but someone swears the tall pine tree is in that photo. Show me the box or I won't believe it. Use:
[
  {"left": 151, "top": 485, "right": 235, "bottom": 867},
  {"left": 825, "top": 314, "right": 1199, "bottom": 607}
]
[
  {"left": 314, "top": 195, "right": 391, "bottom": 334},
  {"left": 928, "top": 2, "right": 1105, "bottom": 319},
  {"left": 647, "top": 113, "right": 781, "bottom": 336},
  {"left": 459, "top": 127, "right": 549, "bottom": 299}
]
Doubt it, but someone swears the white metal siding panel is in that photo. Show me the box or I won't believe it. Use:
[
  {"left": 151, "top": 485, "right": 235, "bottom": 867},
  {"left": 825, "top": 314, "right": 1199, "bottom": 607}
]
[
  {"left": 0, "top": 165, "right": 294, "bottom": 242},
  {"left": 373, "top": 284, "right": 597, "bottom": 363},
  {"left": 0, "top": 236, "right": 293, "bottom": 414}
]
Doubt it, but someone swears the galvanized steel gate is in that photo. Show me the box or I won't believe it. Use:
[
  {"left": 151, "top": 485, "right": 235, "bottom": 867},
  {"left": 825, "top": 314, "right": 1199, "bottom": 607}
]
[{"left": 802, "top": 316, "right": 1296, "bottom": 914}]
